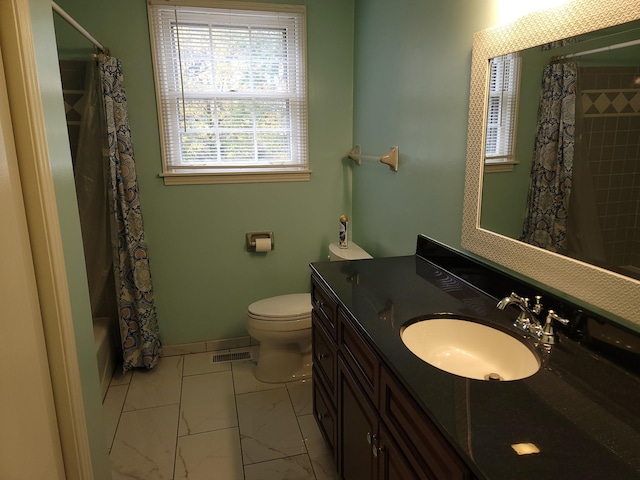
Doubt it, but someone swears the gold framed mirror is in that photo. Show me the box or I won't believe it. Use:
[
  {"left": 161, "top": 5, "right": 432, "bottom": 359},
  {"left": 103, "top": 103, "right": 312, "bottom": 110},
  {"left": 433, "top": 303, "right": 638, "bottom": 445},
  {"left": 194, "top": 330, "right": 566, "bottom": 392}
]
[{"left": 463, "top": 0, "right": 640, "bottom": 328}]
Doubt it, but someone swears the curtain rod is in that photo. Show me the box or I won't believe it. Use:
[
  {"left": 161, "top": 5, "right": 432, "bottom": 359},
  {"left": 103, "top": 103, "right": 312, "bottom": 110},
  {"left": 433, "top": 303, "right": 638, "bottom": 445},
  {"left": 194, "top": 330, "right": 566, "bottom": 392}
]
[
  {"left": 552, "top": 38, "right": 640, "bottom": 62},
  {"left": 51, "top": 1, "right": 109, "bottom": 54}
]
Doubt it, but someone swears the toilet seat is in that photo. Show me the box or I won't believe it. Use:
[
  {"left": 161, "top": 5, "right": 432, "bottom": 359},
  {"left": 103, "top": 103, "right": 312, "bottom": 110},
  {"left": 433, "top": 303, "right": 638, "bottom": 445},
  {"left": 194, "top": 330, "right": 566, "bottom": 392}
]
[
  {"left": 248, "top": 293, "right": 311, "bottom": 321},
  {"left": 247, "top": 293, "right": 312, "bottom": 332}
]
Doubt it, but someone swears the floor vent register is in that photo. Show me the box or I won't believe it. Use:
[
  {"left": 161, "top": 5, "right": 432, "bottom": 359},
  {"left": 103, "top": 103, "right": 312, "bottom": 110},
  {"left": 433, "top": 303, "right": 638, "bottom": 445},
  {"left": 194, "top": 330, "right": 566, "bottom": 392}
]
[{"left": 210, "top": 350, "right": 253, "bottom": 364}]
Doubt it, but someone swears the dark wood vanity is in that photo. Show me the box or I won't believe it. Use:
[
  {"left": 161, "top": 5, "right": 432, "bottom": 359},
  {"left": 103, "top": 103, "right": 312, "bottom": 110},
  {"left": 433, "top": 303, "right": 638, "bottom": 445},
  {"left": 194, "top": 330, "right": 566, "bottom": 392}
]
[
  {"left": 310, "top": 235, "right": 640, "bottom": 480},
  {"left": 312, "top": 275, "right": 472, "bottom": 480}
]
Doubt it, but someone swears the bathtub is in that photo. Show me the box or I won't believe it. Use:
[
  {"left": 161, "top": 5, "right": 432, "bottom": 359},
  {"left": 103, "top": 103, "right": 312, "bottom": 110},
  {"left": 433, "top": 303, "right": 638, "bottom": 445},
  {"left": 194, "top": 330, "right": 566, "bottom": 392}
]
[{"left": 93, "top": 316, "right": 116, "bottom": 400}]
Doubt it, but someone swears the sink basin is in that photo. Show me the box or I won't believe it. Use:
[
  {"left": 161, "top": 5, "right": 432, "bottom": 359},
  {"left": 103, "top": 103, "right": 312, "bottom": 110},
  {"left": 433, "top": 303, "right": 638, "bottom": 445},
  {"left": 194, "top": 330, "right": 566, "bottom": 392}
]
[{"left": 401, "top": 318, "right": 540, "bottom": 381}]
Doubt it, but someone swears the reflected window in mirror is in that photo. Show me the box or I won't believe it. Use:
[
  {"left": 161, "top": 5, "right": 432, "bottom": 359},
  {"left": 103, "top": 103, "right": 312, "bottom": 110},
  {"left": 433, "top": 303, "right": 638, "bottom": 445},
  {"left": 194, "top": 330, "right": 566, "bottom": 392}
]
[{"left": 484, "top": 53, "right": 521, "bottom": 173}]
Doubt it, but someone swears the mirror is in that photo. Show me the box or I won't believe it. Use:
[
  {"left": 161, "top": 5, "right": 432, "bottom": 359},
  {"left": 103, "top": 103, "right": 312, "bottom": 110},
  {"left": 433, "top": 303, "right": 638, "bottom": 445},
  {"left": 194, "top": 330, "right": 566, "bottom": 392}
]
[
  {"left": 481, "top": 20, "right": 640, "bottom": 280},
  {"left": 463, "top": 0, "right": 640, "bottom": 329}
]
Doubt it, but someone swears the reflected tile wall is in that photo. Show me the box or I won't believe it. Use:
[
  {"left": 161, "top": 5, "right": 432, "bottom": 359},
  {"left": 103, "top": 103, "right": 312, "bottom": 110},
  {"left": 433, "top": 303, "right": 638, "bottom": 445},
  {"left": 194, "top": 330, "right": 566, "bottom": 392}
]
[{"left": 580, "top": 66, "right": 640, "bottom": 270}]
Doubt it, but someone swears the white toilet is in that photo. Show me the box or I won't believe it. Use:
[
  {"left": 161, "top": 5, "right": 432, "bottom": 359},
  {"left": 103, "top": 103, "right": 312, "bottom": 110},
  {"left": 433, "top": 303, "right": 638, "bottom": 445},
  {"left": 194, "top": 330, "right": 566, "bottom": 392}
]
[{"left": 247, "top": 241, "right": 372, "bottom": 383}]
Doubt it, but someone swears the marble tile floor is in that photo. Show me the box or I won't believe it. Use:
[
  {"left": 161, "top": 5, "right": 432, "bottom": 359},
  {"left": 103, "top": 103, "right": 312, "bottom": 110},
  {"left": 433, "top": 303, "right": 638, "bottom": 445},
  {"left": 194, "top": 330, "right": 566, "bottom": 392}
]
[{"left": 104, "top": 346, "right": 339, "bottom": 480}]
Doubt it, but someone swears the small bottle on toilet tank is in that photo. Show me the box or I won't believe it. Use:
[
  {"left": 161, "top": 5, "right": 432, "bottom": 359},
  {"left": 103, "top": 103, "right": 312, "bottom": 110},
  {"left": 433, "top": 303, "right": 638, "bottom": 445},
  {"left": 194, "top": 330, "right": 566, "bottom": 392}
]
[{"left": 339, "top": 214, "right": 348, "bottom": 249}]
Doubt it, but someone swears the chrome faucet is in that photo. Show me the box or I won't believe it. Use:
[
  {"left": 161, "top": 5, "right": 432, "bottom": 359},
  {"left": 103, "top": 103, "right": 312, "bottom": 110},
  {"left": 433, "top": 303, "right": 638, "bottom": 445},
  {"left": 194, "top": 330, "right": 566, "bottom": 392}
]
[
  {"left": 497, "top": 292, "right": 569, "bottom": 344},
  {"left": 496, "top": 292, "right": 543, "bottom": 333}
]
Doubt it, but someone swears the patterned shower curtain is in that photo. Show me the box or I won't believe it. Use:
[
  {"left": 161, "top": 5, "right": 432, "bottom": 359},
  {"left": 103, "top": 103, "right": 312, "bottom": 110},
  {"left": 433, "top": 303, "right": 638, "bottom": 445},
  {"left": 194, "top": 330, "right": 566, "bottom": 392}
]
[
  {"left": 99, "top": 55, "right": 162, "bottom": 371},
  {"left": 520, "top": 60, "right": 578, "bottom": 253}
]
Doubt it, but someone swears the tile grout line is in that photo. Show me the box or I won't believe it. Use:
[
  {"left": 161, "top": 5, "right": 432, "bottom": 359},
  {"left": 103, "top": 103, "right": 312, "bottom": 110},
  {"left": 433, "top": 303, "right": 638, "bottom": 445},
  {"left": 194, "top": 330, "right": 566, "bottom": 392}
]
[
  {"left": 230, "top": 358, "right": 248, "bottom": 480},
  {"left": 107, "top": 365, "right": 133, "bottom": 454},
  {"left": 172, "top": 354, "right": 186, "bottom": 480},
  {"left": 287, "top": 381, "right": 319, "bottom": 480}
]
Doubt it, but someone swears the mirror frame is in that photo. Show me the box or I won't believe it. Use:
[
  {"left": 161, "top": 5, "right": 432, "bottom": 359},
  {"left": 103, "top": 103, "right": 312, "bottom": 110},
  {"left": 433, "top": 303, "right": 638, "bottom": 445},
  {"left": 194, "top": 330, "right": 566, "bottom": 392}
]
[{"left": 463, "top": 0, "right": 640, "bottom": 327}]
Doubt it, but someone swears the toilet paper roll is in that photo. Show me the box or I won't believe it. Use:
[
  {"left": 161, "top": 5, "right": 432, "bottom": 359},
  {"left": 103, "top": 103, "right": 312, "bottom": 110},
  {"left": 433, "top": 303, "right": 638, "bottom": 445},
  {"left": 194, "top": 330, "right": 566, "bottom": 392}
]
[{"left": 255, "top": 237, "right": 272, "bottom": 252}]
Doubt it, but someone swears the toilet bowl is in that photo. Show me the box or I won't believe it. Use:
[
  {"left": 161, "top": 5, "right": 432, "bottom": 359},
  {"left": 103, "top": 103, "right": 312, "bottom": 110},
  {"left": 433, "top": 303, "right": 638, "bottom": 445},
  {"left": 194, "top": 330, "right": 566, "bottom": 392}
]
[
  {"left": 246, "top": 293, "right": 312, "bottom": 383},
  {"left": 247, "top": 241, "right": 371, "bottom": 383}
]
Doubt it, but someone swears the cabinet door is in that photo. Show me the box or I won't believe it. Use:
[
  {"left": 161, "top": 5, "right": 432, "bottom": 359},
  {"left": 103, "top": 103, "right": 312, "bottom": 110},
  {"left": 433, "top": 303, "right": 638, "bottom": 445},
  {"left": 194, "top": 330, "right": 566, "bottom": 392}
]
[
  {"left": 313, "top": 369, "right": 337, "bottom": 459},
  {"left": 377, "top": 424, "right": 424, "bottom": 480},
  {"left": 380, "top": 367, "right": 471, "bottom": 480},
  {"left": 312, "top": 313, "right": 336, "bottom": 400},
  {"left": 339, "top": 358, "right": 378, "bottom": 480}
]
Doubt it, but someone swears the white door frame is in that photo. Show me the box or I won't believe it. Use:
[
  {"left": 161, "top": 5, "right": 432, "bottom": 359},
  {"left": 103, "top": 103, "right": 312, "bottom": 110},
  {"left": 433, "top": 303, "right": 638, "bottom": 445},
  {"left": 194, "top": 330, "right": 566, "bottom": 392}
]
[{"left": 0, "top": 0, "right": 95, "bottom": 478}]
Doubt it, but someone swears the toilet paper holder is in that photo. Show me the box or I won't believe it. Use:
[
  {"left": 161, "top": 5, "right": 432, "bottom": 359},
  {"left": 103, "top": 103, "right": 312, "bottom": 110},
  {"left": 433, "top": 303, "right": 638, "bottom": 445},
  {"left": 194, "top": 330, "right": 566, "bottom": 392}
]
[{"left": 246, "top": 232, "right": 274, "bottom": 252}]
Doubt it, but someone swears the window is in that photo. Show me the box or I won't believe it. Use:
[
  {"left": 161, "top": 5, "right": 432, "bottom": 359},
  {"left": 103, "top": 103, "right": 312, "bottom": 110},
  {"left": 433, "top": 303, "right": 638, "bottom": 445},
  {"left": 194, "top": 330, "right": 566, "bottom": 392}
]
[
  {"left": 485, "top": 52, "right": 520, "bottom": 172},
  {"left": 148, "top": 1, "right": 308, "bottom": 184}
]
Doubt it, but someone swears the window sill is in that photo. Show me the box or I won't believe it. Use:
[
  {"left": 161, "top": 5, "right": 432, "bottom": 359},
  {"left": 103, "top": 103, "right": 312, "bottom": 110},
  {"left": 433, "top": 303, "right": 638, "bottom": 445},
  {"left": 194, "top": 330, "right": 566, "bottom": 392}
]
[
  {"left": 160, "top": 169, "right": 312, "bottom": 185},
  {"left": 484, "top": 161, "right": 518, "bottom": 173}
]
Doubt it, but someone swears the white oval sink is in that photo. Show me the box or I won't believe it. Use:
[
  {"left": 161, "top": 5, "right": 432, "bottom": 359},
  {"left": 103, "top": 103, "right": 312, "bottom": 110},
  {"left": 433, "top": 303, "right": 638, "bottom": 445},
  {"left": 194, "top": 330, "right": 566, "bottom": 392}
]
[{"left": 401, "top": 319, "right": 540, "bottom": 381}]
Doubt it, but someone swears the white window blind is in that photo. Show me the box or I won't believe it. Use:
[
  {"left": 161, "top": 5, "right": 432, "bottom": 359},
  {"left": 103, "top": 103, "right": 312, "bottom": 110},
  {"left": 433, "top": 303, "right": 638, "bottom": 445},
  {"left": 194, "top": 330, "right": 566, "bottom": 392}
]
[
  {"left": 148, "top": 2, "right": 308, "bottom": 183},
  {"left": 485, "top": 52, "right": 520, "bottom": 164}
]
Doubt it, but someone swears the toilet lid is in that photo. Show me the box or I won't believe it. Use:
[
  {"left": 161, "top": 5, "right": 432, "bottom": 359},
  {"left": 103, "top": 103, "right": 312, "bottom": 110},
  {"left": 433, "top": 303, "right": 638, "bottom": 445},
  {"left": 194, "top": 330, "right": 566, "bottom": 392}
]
[{"left": 248, "top": 293, "right": 312, "bottom": 320}]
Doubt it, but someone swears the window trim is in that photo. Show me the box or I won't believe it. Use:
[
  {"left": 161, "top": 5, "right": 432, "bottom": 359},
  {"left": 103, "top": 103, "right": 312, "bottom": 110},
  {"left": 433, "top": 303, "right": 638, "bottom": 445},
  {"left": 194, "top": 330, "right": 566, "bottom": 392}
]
[{"left": 147, "top": 0, "right": 309, "bottom": 185}]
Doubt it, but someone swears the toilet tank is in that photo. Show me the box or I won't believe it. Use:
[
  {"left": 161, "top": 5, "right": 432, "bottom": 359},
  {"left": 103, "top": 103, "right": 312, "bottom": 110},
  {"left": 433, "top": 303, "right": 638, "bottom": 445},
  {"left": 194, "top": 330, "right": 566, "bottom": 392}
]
[{"left": 328, "top": 241, "right": 372, "bottom": 261}]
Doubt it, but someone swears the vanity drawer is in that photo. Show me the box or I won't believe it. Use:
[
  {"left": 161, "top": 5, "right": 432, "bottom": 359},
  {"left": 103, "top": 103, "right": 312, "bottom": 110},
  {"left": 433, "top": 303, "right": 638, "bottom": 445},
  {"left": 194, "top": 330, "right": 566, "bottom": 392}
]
[
  {"left": 313, "top": 366, "right": 337, "bottom": 459},
  {"left": 312, "top": 312, "right": 337, "bottom": 400},
  {"left": 339, "top": 309, "right": 379, "bottom": 407},
  {"left": 311, "top": 277, "right": 338, "bottom": 340},
  {"left": 379, "top": 367, "right": 471, "bottom": 480}
]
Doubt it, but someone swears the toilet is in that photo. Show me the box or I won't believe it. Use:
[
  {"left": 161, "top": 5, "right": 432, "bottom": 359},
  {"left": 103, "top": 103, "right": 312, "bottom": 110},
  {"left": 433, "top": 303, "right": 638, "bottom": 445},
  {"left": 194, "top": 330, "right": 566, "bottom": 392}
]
[{"left": 247, "top": 241, "right": 372, "bottom": 383}]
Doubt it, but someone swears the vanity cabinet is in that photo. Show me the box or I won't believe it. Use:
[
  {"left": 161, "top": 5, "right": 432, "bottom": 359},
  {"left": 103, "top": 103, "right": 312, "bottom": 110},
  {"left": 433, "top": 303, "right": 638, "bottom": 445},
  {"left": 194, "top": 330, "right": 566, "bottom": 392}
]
[{"left": 311, "top": 275, "right": 473, "bottom": 480}]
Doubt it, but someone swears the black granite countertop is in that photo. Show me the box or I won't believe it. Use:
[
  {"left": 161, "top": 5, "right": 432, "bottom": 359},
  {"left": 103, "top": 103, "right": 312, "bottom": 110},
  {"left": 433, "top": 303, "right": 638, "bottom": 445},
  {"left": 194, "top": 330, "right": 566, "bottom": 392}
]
[{"left": 310, "top": 236, "right": 640, "bottom": 480}]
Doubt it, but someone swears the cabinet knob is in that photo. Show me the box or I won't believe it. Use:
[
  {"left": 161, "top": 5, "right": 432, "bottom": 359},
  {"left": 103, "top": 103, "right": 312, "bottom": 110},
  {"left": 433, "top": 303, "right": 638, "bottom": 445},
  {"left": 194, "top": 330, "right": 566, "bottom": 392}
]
[
  {"left": 366, "top": 432, "right": 372, "bottom": 444},
  {"left": 316, "top": 352, "right": 327, "bottom": 361},
  {"left": 373, "top": 445, "right": 384, "bottom": 458},
  {"left": 317, "top": 412, "right": 325, "bottom": 422}
]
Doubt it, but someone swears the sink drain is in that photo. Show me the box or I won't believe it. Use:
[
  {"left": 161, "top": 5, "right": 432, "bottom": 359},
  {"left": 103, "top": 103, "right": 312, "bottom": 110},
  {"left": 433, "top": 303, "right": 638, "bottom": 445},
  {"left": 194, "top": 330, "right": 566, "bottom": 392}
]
[{"left": 485, "top": 372, "right": 503, "bottom": 381}]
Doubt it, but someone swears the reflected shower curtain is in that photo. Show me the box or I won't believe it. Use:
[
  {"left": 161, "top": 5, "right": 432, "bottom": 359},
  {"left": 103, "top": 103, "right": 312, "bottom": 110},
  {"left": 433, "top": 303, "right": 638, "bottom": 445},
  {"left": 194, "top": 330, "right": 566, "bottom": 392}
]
[
  {"left": 99, "top": 55, "right": 162, "bottom": 371},
  {"left": 521, "top": 61, "right": 578, "bottom": 253}
]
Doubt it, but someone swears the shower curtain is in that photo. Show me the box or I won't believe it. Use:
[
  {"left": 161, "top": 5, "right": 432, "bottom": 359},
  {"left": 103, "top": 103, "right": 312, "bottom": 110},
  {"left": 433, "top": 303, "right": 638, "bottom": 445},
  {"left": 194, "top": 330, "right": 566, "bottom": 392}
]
[
  {"left": 521, "top": 61, "right": 578, "bottom": 253},
  {"left": 99, "top": 55, "right": 161, "bottom": 371}
]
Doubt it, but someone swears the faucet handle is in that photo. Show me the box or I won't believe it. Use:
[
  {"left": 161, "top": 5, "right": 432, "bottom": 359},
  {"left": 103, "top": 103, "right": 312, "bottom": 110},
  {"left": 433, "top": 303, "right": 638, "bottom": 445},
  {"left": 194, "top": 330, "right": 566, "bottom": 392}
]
[
  {"left": 533, "top": 295, "right": 543, "bottom": 314},
  {"left": 546, "top": 310, "right": 569, "bottom": 326},
  {"left": 540, "top": 310, "right": 569, "bottom": 345}
]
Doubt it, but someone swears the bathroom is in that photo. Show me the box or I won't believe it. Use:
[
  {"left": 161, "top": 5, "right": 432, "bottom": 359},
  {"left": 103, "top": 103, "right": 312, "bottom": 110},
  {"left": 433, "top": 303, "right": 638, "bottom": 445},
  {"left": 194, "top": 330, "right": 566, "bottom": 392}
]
[{"left": 3, "top": 0, "right": 639, "bottom": 479}]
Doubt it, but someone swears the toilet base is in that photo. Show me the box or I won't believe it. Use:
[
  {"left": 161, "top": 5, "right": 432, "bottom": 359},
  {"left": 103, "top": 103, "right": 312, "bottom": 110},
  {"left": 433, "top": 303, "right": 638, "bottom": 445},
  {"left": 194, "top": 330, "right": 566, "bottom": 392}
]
[{"left": 254, "top": 342, "right": 312, "bottom": 383}]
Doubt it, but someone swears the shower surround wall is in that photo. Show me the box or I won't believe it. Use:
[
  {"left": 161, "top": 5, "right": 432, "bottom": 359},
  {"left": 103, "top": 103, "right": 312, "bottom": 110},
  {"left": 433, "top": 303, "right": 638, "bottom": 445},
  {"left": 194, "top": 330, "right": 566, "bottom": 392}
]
[
  {"left": 60, "top": 60, "right": 86, "bottom": 165},
  {"left": 580, "top": 66, "right": 640, "bottom": 273}
]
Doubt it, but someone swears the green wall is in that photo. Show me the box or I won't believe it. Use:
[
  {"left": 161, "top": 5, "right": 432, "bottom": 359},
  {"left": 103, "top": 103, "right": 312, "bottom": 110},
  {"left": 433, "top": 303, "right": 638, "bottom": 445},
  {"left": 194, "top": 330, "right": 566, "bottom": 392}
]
[
  {"left": 351, "top": 0, "right": 499, "bottom": 257},
  {"left": 54, "top": 0, "right": 355, "bottom": 346},
  {"left": 53, "top": 0, "right": 505, "bottom": 346},
  {"left": 28, "top": 0, "right": 110, "bottom": 478}
]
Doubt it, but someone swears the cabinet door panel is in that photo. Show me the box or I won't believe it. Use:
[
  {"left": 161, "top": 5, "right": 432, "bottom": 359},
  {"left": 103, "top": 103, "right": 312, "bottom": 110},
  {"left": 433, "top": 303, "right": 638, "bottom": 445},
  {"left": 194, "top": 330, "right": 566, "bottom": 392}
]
[
  {"left": 339, "top": 358, "right": 377, "bottom": 480},
  {"left": 312, "top": 277, "right": 338, "bottom": 339},
  {"left": 312, "top": 313, "right": 336, "bottom": 399},
  {"left": 380, "top": 368, "right": 471, "bottom": 480},
  {"left": 378, "top": 424, "right": 425, "bottom": 480},
  {"left": 313, "top": 369, "right": 337, "bottom": 459},
  {"left": 339, "top": 309, "right": 379, "bottom": 406}
]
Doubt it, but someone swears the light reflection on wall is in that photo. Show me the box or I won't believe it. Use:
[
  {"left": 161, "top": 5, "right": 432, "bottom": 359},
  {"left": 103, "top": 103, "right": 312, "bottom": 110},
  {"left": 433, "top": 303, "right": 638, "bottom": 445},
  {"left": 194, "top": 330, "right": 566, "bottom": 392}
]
[{"left": 496, "top": 0, "right": 572, "bottom": 25}]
